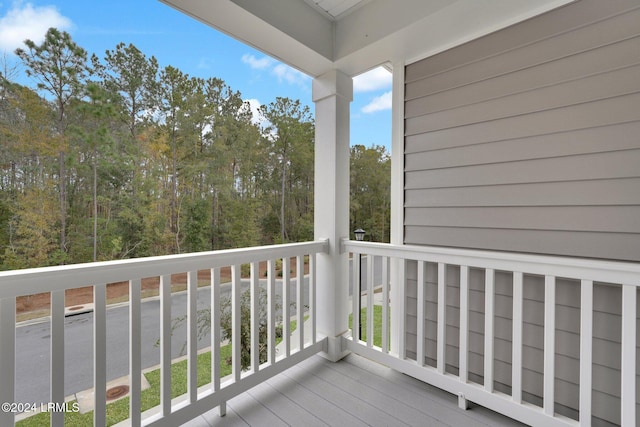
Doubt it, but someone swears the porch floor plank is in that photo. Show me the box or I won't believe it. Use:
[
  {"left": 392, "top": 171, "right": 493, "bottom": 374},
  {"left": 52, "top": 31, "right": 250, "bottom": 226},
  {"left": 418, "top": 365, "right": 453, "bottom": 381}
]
[
  {"left": 264, "top": 368, "right": 368, "bottom": 426},
  {"left": 247, "top": 381, "right": 329, "bottom": 427},
  {"left": 343, "top": 354, "right": 527, "bottom": 427},
  {"left": 292, "top": 356, "right": 429, "bottom": 426},
  {"left": 319, "top": 354, "right": 492, "bottom": 427},
  {"left": 189, "top": 353, "right": 525, "bottom": 427},
  {"left": 183, "top": 406, "right": 247, "bottom": 427},
  {"left": 282, "top": 361, "right": 405, "bottom": 426},
  {"left": 226, "top": 389, "right": 289, "bottom": 427}
]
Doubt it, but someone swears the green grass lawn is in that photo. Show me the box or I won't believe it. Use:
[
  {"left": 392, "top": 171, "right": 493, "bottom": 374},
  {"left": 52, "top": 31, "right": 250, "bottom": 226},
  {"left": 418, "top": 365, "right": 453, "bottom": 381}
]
[
  {"left": 16, "top": 347, "right": 232, "bottom": 427},
  {"left": 15, "top": 311, "right": 378, "bottom": 427},
  {"left": 16, "top": 320, "right": 301, "bottom": 427},
  {"left": 349, "top": 305, "right": 386, "bottom": 348}
]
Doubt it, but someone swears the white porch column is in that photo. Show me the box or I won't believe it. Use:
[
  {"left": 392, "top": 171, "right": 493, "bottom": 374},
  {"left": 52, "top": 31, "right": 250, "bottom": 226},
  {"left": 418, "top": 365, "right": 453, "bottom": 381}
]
[
  {"left": 390, "top": 60, "right": 405, "bottom": 357},
  {"left": 313, "top": 69, "right": 352, "bottom": 362}
]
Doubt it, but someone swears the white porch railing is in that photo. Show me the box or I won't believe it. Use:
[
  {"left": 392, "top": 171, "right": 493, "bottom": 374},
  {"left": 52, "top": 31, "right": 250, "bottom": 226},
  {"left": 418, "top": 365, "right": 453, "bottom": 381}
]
[
  {"left": 0, "top": 240, "right": 328, "bottom": 427},
  {"left": 343, "top": 240, "right": 640, "bottom": 427}
]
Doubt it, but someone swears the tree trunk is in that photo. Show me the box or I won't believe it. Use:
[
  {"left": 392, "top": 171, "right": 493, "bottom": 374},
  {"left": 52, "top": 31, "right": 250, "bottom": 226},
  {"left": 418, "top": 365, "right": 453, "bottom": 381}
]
[
  {"left": 59, "top": 150, "right": 66, "bottom": 259},
  {"left": 280, "top": 158, "right": 286, "bottom": 243},
  {"left": 171, "top": 127, "right": 177, "bottom": 235},
  {"left": 93, "top": 150, "right": 98, "bottom": 262}
]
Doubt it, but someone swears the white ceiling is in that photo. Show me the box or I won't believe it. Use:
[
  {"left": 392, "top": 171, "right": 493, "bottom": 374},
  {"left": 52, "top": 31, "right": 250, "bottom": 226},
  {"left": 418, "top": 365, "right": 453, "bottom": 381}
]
[
  {"left": 160, "top": 0, "right": 576, "bottom": 78},
  {"left": 302, "top": 0, "right": 371, "bottom": 20}
]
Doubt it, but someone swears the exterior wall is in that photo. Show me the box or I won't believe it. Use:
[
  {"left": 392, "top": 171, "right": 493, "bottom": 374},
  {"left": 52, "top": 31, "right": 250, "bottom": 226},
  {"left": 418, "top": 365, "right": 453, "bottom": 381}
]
[
  {"left": 402, "top": 1, "right": 640, "bottom": 425},
  {"left": 403, "top": 0, "right": 640, "bottom": 262}
]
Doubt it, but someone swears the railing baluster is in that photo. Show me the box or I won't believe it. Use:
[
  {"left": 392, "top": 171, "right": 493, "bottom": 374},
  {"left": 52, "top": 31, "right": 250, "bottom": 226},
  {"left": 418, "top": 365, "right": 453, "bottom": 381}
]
[
  {"left": 94, "top": 284, "right": 107, "bottom": 426},
  {"left": 310, "top": 253, "right": 316, "bottom": 344},
  {"left": 129, "top": 278, "right": 142, "bottom": 427},
  {"left": 231, "top": 265, "right": 241, "bottom": 383},
  {"left": 484, "top": 269, "right": 495, "bottom": 393},
  {"left": 210, "top": 269, "right": 220, "bottom": 387},
  {"left": 50, "top": 290, "right": 65, "bottom": 427},
  {"left": 160, "top": 274, "right": 172, "bottom": 417},
  {"left": 437, "top": 263, "right": 447, "bottom": 374},
  {"left": 543, "top": 275, "right": 556, "bottom": 417},
  {"left": 211, "top": 268, "right": 225, "bottom": 416},
  {"left": 367, "top": 255, "right": 374, "bottom": 348},
  {"left": 297, "top": 255, "right": 304, "bottom": 351},
  {"left": 382, "top": 256, "right": 389, "bottom": 354},
  {"left": 579, "top": 279, "right": 592, "bottom": 426},
  {"left": 267, "top": 260, "right": 276, "bottom": 364},
  {"left": 0, "top": 298, "right": 16, "bottom": 427},
  {"left": 250, "top": 262, "right": 260, "bottom": 372},
  {"left": 187, "top": 271, "right": 198, "bottom": 403},
  {"left": 416, "top": 261, "right": 425, "bottom": 366},
  {"left": 459, "top": 266, "right": 469, "bottom": 383},
  {"left": 395, "top": 259, "right": 407, "bottom": 359},
  {"left": 512, "top": 272, "right": 523, "bottom": 404},
  {"left": 353, "top": 253, "right": 361, "bottom": 341},
  {"left": 283, "top": 257, "right": 291, "bottom": 357},
  {"left": 621, "top": 284, "right": 636, "bottom": 426}
]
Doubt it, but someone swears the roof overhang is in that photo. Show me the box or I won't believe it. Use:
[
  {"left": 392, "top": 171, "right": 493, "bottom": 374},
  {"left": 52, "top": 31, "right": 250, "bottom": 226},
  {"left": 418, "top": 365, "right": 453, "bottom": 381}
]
[{"left": 160, "top": 0, "right": 577, "bottom": 77}]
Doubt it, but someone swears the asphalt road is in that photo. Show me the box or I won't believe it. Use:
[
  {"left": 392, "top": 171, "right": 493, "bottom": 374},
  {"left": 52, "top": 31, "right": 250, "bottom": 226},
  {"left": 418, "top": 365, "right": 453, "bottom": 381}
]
[{"left": 14, "top": 256, "right": 381, "bottom": 405}]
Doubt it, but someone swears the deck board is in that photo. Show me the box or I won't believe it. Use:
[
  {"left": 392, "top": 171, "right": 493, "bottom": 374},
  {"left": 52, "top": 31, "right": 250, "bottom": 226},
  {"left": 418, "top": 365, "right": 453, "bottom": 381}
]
[
  {"left": 247, "top": 381, "right": 329, "bottom": 427},
  {"left": 190, "top": 353, "right": 526, "bottom": 427},
  {"left": 346, "top": 353, "right": 527, "bottom": 427},
  {"left": 321, "top": 354, "right": 487, "bottom": 427},
  {"left": 283, "top": 361, "right": 404, "bottom": 426},
  {"left": 265, "top": 373, "right": 365, "bottom": 426},
  {"left": 294, "top": 356, "right": 428, "bottom": 426},
  {"left": 184, "top": 406, "right": 247, "bottom": 427},
  {"left": 226, "top": 391, "right": 289, "bottom": 427}
]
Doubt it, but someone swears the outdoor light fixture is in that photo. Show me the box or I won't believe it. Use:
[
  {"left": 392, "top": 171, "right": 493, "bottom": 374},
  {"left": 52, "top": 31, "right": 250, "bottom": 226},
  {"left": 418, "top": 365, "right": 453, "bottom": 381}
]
[{"left": 354, "top": 228, "right": 365, "bottom": 341}]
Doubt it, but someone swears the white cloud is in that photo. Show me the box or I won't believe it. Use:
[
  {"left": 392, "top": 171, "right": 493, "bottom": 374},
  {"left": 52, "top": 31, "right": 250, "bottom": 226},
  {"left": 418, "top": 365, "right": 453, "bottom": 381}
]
[
  {"left": 245, "top": 98, "right": 267, "bottom": 126},
  {"left": 353, "top": 67, "right": 392, "bottom": 92},
  {"left": 241, "top": 53, "right": 273, "bottom": 70},
  {"left": 241, "top": 52, "right": 309, "bottom": 89},
  {"left": 197, "top": 57, "right": 214, "bottom": 70},
  {"left": 272, "top": 63, "right": 309, "bottom": 87},
  {"left": 0, "top": 1, "right": 72, "bottom": 53},
  {"left": 362, "top": 91, "right": 392, "bottom": 114}
]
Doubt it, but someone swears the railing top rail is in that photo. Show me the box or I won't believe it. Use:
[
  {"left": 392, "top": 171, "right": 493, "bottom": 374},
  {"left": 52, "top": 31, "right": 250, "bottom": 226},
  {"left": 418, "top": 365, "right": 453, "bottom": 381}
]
[
  {"left": 0, "top": 239, "right": 329, "bottom": 299},
  {"left": 343, "top": 239, "right": 640, "bottom": 285}
]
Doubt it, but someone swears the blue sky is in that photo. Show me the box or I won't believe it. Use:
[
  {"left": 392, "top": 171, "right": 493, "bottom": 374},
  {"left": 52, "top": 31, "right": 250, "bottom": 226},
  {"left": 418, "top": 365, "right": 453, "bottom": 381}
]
[{"left": 0, "top": 0, "right": 392, "bottom": 151}]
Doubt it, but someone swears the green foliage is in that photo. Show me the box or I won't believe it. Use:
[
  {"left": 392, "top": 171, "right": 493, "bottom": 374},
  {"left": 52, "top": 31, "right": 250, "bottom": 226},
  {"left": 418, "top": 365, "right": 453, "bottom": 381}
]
[
  {"left": 3, "top": 187, "right": 65, "bottom": 269},
  {"left": 14, "top": 28, "right": 89, "bottom": 116},
  {"left": 172, "top": 287, "right": 282, "bottom": 371},
  {"left": 218, "top": 287, "right": 284, "bottom": 369},
  {"left": 350, "top": 144, "right": 391, "bottom": 242},
  {"left": 2, "top": 29, "right": 390, "bottom": 270},
  {"left": 259, "top": 97, "right": 314, "bottom": 243},
  {"left": 0, "top": 195, "right": 12, "bottom": 266},
  {"left": 183, "top": 198, "right": 211, "bottom": 252},
  {"left": 14, "top": 27, "right": 91, "bottom": 259}
]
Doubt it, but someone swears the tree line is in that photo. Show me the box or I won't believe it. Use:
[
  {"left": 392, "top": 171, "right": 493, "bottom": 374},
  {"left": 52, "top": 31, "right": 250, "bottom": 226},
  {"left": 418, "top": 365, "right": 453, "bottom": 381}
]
[{"left": 0, "top": 28, "right": 389, "bottom": 270}]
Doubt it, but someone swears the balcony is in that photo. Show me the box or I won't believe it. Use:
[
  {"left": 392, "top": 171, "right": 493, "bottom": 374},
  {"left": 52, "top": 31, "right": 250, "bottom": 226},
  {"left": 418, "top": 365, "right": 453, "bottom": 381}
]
[{"left": 1, "top": 239, "right": 638, "bottom": 426}]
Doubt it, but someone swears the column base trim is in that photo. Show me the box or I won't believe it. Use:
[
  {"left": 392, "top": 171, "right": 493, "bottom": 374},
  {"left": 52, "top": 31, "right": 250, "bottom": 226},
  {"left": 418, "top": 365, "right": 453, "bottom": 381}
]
[{"left": 319, "top": 332, "right": 351, "bottom": 362}]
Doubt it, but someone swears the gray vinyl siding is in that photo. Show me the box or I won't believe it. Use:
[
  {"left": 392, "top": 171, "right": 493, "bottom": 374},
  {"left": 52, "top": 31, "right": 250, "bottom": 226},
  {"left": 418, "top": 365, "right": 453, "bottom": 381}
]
[
  {"left": 403, "top": 0, "right": 640, "bottom": 262},
  {"left": 402, "top": 1, "right": 640, "bottom": 425}
]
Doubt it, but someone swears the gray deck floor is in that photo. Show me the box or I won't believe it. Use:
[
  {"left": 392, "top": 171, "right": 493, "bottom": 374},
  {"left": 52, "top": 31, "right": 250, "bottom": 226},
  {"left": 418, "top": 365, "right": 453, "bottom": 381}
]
[{"left": 182, "top": 353, "right": 526, "bottom": 427}]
